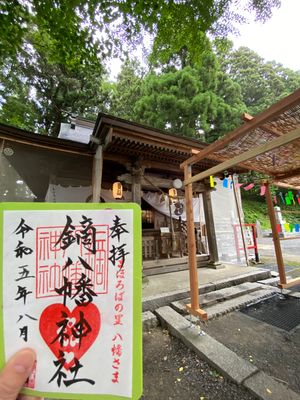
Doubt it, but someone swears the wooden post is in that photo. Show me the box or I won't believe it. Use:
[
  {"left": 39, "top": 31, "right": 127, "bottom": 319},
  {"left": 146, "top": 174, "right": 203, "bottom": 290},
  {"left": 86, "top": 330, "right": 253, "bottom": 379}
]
[
  {"left": 265, "top": 182, "right": 287, "bottom": 285},
  {"left": 92, "top": 145, "right": 103, "bottom": 203},
  {"left": 202, "top": 190, "right": 219, "bottom": 265},
  {"left": 131, "top": 168, "right": 142, "bottom": 205},
  {"left": 184, "top": 165, "right": 207, "bottom": 320},
  {"left": 231, "top": 176, "right": 249, "bottom": 266}
]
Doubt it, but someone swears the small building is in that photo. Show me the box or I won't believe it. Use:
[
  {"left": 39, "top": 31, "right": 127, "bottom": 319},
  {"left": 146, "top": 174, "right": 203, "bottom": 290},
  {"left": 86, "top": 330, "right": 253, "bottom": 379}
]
[{"left": 0, "top": 114, "right": 245, "bottom": 274}]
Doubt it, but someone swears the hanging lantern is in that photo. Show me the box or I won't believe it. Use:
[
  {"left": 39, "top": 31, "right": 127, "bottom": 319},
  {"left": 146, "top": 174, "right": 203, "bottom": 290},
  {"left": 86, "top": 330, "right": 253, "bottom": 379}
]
[
  {"left": 172, "top": 178, "right": 183, "bottom": 189},
  {"left": 168, "top": 188, "right": 177, "bottom": 199},
  {"left": 112, "top": 181, "right": 123, "bottom": 199}
]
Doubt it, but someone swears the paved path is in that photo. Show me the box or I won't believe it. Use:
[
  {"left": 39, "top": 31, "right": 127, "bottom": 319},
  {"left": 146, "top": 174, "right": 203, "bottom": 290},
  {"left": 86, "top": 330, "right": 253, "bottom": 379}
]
[
  {"left": 258, "top": 236, "right": 300, "bottom": 263},
  {"left": 257, "top": 236, "right": 300, "bottom": 280},
  {"left": 143, "top": 264, "right": 263, "bottom": 298}
]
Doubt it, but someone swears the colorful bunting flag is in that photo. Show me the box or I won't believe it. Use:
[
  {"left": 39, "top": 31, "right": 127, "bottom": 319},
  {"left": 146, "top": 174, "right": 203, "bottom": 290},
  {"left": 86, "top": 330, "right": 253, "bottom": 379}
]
[
  {"left": 243, "top": 183, "right": 255, "bottom": 191},
  {"left": 260, "top": 185, "right": 266, "bottom": 196},
  {"left": 222, "top": 178, "right": 228, "bottom": 188},
  {"left": 279, "top": 192, "right": 285, "bottom": 204},
  {"left": 274, "top": 195, "right": 277, "bottom": 204},
  {"left": 297, "top": 195, "right": 300, "bottom": 205},
  {"left": 284, "top": 223, "right": 290, "bottom": 232},
  {"left": 295, "top": 224, "right": 300, "bottom": 233},
  {"left": 210, "top": 175, "right": 215, "bottom": 188},
  {"left": 276, "top": 224, "right": 281, "bottom": 233},
  {"left": 288, "top": 191, "right": 296, "bottom": 205},
  {"left": 285, "top": 194, "right": 291, "bottom": 205}
]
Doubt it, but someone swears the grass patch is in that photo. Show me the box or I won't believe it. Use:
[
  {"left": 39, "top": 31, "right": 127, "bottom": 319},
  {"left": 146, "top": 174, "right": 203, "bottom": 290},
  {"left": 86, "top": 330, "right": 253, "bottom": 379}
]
[
  {"left": 242, "top": 198, "right": 270, "bottom": 229},
  {"left": 242, "top": 197, "right": 300, "bottom": 230}
]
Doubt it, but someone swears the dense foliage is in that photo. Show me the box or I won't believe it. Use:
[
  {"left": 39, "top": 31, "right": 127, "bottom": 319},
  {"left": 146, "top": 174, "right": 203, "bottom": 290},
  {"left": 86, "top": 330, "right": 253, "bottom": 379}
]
[
  {"left": 0, "top": 31, "right": 106, "bottom": 136},
  {"left": 2, "top": 0, "right": 297, "bottom": 140},
  {"left": 218, "top": 44, "right": 300, "bottom": 115},
  {"left": 129, "top": 58, "right": 246, "bottom": 142},
  {"left": 1, "top": 1, "right": 281, "bottom": 62}
]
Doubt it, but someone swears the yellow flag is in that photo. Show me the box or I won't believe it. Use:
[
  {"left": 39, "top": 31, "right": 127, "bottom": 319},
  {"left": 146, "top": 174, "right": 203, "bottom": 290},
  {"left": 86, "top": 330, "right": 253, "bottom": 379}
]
[{"left": 210, "top": 176, "right": 215, "bottom": 188}]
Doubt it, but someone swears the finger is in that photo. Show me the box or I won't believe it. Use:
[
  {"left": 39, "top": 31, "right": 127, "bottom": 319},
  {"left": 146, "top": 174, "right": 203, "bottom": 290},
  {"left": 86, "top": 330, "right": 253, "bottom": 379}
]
[{"left": 0, "top": 348, "right": 36, "bottom": 400}]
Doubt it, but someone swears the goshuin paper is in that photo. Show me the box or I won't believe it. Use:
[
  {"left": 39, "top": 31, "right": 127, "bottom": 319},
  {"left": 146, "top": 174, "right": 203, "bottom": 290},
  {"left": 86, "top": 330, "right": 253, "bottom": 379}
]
[{"left": 0, "top": 202, "right": 142, "bottom": 400}]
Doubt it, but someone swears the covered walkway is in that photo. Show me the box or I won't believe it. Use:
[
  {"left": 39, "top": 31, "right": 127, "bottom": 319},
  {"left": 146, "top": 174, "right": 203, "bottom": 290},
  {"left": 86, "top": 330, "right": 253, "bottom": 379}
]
[{"left": 181, "top": 88, "right": 300, "bottom": 318}]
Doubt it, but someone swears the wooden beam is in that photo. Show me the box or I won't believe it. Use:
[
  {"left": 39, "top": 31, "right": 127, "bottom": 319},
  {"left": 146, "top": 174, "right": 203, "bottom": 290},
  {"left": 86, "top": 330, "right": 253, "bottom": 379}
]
[
  {"left": 0, "top": 135, "right": 93, "bottom": 156},
  {"left": 184, "top": 127, "right": 300, "bottom": 185},
  {"left": 117, "top": 173, "right": 209, "bottom": 192},
  {"left": 242, "top": 113, "right": 254, "bottom": 122},
  {"left": 104, "top": 154, "right": 197, "bottom": 174},
  {"left": 205, "top": 151, "right": 268, "bottom": 175},
  {"left": 186, "top": 304, "right": 208, "bottom": 320},
  {"left": 273, "top": 181, "right": 300, "bottom": 190},
  {"left": 243, "top": 112, "right": 300, "bottom": 154},
  {"left": 265, "top": 182, "right": 287, "bottom": 285},
  {"left": 278, "top": 277, "right": 300, "bottom": 289},
  {"left": 180, "top": 88, "right": 300, "bottom": 168},
  {"left": 103, "top": 127, "right": 113, "bottom": 150},
  {"left": 279, "top": 236, "right": 300, "bottom": 241},
  {"left": 113, "top": 127, "right": 201, "bottom": 154},
  {"left": 92, "top": 145, "right": 103, "bottom": 202},
  {"left": 273, "top": 167, "right": 300, "bottom": 180},
  {"left": 98, "top": 114, "right": 207, "bottom": 152}
]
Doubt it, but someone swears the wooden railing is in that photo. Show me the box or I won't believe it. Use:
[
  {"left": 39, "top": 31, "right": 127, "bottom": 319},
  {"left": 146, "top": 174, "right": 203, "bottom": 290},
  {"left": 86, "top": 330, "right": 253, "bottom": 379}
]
[{"left": 142, "top": 230, "right": 188, "bottom": 260}]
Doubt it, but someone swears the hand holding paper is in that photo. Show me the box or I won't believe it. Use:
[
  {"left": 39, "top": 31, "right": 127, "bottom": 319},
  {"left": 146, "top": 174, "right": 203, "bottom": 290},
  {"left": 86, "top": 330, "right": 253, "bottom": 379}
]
[
  {"left": 0, "top": 203, "right": 142, "bottom": 400},
  {"left": 0, "top": 348, "right": 41, "bottom": 400}
]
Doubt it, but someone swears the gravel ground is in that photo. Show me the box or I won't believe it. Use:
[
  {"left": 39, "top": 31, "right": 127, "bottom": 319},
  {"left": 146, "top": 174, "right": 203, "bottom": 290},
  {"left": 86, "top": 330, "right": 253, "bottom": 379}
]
[
  {"left": 204, "top": 307, "right": 300, "bottom": 394},
  {"left": 142, "top": 327, "right": 256, "bottom": 400}
]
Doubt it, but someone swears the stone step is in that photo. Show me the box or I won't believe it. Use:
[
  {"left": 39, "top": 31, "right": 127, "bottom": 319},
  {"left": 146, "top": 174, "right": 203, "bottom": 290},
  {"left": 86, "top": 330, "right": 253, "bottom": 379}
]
[
  {"left": 142, "top": 268, "right": 271, "bottom": 312},
  {"left": 142, "top": 311, "right": 158, "bottom": 331},
  {"left": 171, "top": 282, "right": 262, "bottom": 314},
  {"left": 187, "top": 288, "right": 277, "bottom": 321},
  {"left": 257, "top": 277, "right": 280, "bottom": 286},
  {"left": 258, "top": 275, "right": 292, "bottom": 287}
]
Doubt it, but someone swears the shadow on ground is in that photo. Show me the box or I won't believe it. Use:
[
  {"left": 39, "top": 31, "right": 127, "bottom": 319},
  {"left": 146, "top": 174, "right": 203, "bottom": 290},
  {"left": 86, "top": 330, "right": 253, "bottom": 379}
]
[{"left": 142, "top": 327, "right": 256, "bottom": 400}]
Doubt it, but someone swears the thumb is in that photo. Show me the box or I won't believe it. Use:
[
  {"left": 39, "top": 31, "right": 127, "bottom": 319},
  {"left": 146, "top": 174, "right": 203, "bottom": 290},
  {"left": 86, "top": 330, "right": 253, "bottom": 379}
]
[{"left": 0, "top": 348, "right": 36, "bottom": 400}]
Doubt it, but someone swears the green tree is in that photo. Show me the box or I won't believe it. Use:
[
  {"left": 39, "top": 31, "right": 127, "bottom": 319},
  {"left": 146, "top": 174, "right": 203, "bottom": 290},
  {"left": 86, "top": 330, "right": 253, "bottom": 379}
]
[
  {"left": 133, "top": 49, "right": 246, "bottom": 142},
  {"left": 0, "top": 31, "right": 107, "bottom": 136},
  {"left": 0, "top": 65, "right": 39, "bottom": 131},
  {"left": 106, "top": 59, "right": 146, "bottom": 120},
  {"left": 1, "top": 1, "right": 281, "bottom": 66},
  {"left": 0, "top": 0, "right": 281, "bottom": 136},
  {"left": 218, "top": 45, "right": 300, "bottom": 115}
]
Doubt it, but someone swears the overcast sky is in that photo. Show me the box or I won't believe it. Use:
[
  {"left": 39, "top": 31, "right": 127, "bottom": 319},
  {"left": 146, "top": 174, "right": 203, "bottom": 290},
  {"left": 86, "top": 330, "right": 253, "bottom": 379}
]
[{"left": 229, "top": 0, "right": 300, "bottom": 71}]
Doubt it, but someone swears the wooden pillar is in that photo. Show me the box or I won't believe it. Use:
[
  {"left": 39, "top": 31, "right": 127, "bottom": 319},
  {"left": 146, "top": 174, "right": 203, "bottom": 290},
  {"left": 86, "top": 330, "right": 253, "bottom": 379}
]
[
  {"left": 202, "top": 190, "right": 219, "bottom": 265},
  {"left": 92, "top": 145, "right": 103, "bottom": 203},
  {"left": 131, "top": 162, "right": 142, "bottom": 205},
  {"left": 184, "top": 165, "right": 207, "bottom": 320},
  {"left": 132, "top": 175, "right": 142, "bottom": 205},
  {"left": 265, "top": 182, "right": 287, "bottom": 285}
]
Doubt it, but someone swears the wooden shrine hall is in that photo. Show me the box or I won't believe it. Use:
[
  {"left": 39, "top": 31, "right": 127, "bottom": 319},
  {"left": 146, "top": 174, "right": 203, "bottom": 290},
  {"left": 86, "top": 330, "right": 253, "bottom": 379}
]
[{"left": 0, "top": 114, "right": 243, "bottom": 275}]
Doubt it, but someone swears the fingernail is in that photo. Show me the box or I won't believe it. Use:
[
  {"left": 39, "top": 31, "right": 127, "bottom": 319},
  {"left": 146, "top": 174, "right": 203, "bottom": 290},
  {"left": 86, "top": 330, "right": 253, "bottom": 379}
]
[{"left": 12, "top": 349, "right": 36, "bottom": 374}]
